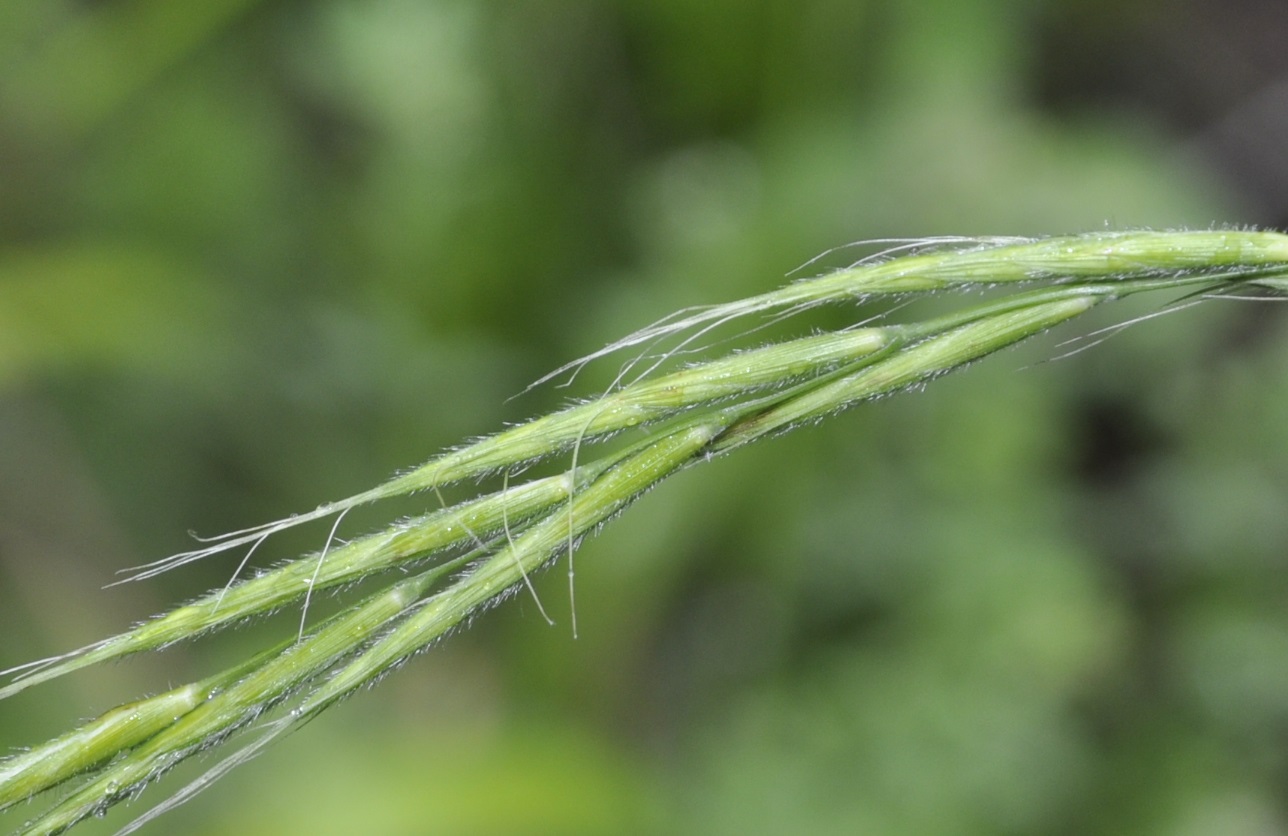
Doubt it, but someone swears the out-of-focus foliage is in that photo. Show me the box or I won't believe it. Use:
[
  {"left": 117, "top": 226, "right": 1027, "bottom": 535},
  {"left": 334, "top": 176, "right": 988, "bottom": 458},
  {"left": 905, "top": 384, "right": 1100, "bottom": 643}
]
[{"left": 3, "top": 1, "right": 1288, "bottom": 834}]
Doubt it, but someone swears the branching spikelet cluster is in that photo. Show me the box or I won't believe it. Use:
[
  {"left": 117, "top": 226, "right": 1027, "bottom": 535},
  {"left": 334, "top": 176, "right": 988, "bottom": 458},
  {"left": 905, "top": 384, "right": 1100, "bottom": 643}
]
[{"left": 3, "top": 230, "right": 1288, "bottom": 834}]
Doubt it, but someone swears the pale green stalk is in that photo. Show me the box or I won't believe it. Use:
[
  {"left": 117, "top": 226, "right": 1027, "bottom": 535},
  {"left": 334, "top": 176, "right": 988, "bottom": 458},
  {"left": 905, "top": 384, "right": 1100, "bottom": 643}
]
[
  {"left": 711, "top": 294, "right": 1101, "bottom": 452},
  {"left": 112, "top": 328, "right": 897, "bottom": 582},
  {"left": 260, "top": 293, "right": 1113, "bottom": 713},
  {"left": 0, "top": 471, "right": 583, "bottom": 700},
  {"left": 0, "top": 289, "right": 1084, "bottom": 699},
  {"left": 4, "top": 229, "right": 1288, "bottom": 834},
  {"left": 12, "top": 565, "right": 457, "bottom": 835},
  {"left": 109, "top": 231, "right": 1288, "bottom": 589},
  {"left": 0, "top": 684, "right": 205, "bottom": 812},
  {"left": 14, "top": 290, "right": 1140, "bottom": 833},
  {"left": 0, "top": 330, "right": 893, "bottom": 700},
  {"left": 0, "top": 633, "right": 318, "bottom": 812},
  {"left": 534, "top": 230, "right": 1288, "bottom": 386},
  {"left": 13, "top": 424, "right": 719, "bottom": 835}
]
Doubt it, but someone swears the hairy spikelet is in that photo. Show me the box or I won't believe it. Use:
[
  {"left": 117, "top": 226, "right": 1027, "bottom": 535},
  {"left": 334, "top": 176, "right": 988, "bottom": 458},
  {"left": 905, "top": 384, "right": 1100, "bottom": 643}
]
[{"left": 3, "top": 230, "right": 1287, "bottom": 834}]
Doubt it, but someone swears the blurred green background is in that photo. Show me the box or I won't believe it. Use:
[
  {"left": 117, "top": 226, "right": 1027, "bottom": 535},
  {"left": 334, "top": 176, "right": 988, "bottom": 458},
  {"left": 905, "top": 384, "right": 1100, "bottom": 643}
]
[{"left": 4, "top": 0, "right": 1288, "bottom": 833}]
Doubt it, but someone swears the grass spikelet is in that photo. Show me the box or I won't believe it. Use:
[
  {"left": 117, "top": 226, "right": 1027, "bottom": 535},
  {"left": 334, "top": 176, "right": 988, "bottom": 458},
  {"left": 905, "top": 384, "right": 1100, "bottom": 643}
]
[
  {"left": 119, "top": 231, "right": 1288, "bottom": 582},
  {"left": 3, "top": 229, "right": 1288, "bottom": 833},
  {"left": 11, "top": 568, "right": 454, "bottom": 835}
]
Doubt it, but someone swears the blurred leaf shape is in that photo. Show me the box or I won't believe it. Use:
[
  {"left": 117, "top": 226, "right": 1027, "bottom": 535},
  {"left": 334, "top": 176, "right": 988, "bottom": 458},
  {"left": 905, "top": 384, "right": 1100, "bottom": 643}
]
[{"left": 0, "top": 242, "right": 236, "bottom": 387}]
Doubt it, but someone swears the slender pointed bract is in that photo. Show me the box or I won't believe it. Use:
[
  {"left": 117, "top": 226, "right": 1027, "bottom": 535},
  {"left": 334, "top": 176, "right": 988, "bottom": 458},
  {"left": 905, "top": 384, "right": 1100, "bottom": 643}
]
[
  {"left": 109, "top": 230, "right": 1288, "bottom": 581},
  {"left": 3, "top": 229, "right": 1288, "bottom": 835},
  {"left": 0, "top": 684, "right": 204, "bottom": 811},
  {"left": 0, "top": 472, "right": 583, "bottom": 700},
  {"left": 710, "top": 294, "right": 1104, "bottom": 453},
  {"left": 14, "top": 564, "right": 459, "bottom": 835}
]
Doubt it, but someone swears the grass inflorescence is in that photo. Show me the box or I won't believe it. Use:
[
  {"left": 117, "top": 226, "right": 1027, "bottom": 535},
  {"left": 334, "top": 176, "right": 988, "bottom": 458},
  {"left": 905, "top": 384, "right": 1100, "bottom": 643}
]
[{"left": 3, "top": 229, "right": 1288, "bottom": 834}]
